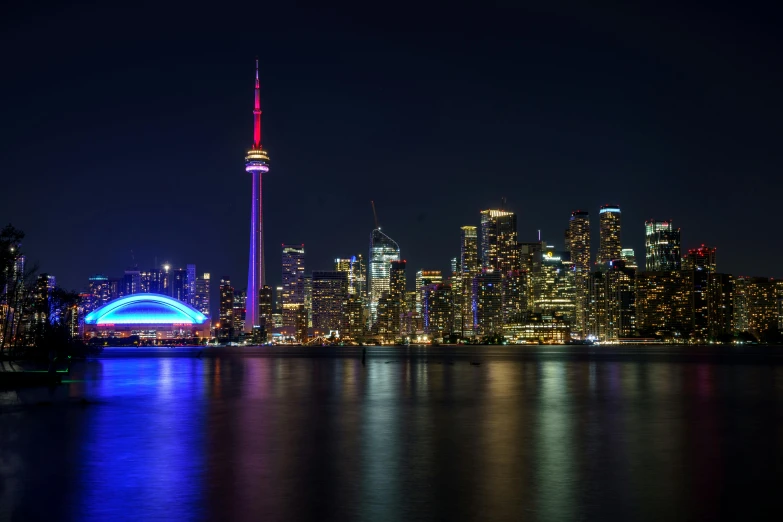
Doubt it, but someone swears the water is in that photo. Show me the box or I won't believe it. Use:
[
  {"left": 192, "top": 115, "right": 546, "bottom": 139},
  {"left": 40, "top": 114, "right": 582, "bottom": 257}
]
[{"left": 2, "top": 345, "right": 783, "bottom": 521}]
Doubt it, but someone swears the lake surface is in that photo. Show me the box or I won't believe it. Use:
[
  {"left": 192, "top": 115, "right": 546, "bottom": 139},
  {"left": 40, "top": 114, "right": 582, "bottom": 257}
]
[{"left": 2, "top": 345, "right": 783, "bottom": 521}]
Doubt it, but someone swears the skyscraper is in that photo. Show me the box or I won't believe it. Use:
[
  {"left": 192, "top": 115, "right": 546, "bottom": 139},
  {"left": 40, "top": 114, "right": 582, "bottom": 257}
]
[
  {"left": 598, "top": 204, "right": 621, "bottom": 265},
  {"left": 245, "top": 59, "right": 271, "bottom": 333},
  {"left": 281, "top": 245, "right": 306, "bottom": 327},
  {"left": 460, "top": 226, "right": 479, "bottom": 337},
  {"left": 218, "top": 277, "right": 234, "bottom": 339},
  {"left": 415, "top": 270, "right": 442, "bottom": 313},
  {"left": 568, "top": 210, "right": 590, "bottom": 336},
  {"left": 369, "top": 228, "right": 400, "bottom": 325},
  {"left": 644, "top": 220, "right": 681, "bottom": 271},
  {"left": 480, "top": 209, "right": 518, "bottom": 272}
]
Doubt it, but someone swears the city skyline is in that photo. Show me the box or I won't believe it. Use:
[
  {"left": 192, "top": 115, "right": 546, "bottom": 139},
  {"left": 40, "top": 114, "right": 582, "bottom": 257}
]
[{"left": 2, "top": 5, "right": 782, "bottom": 295}]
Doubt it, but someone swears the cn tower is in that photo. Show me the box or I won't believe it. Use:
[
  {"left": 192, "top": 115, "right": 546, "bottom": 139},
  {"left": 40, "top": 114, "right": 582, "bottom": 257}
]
[{"left": 244, "top": 59, "right": 270, "bottom": 333}]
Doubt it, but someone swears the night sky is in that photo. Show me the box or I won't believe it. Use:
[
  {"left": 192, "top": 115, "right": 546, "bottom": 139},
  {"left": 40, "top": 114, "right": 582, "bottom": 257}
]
[{"left": 2, "top": 2, "right": 782, "bottom": 306}]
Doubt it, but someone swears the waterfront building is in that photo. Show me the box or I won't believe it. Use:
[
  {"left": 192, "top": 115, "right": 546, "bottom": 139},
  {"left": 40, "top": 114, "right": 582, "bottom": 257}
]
[
  {"left": 312, "top": 271, "right": 348, "bottom": 333},
  {"left": 281, "top": 245, "right": 306, "bottom": 327},
  {"left": 259, "top": 285, "right": 272, "bottom": 330},
  {"left": 171, "top": 268, "right": 189, "bottom": 303},
  {"left": 733, "top": 276, "right": 778, "bottom": 339},
  {"left": 86, "top": 274, "right": 111, "bottom": 313},
  {"left": 568, "top": 210, "right": 590, "bottom": 336},
  {"left": 597, "top": 204, "right": 621, "bottom": 266},
  {"left": 475, "top": 270, "right": 503, "bottom": 336},
  {"left": 84, "top": 294, "right": 210, "bottom": 340},
  {"left": 587, "top": 261, "right": 635, "bottom": 341},
  {"left": 460, "top": 226, "right": 479, "bottom": 336},
  {"left": 645, "top": 220, "right": 681, "bottom": 271},
  {"left": 636, "top": 271, "right": 693, "bottom": 339},
  {"left": 368, "top": 228, "right": 400, "bottom": 325},
  {"left": 709, "top": 273, "right": 734, "bottom": 338},
  {"left": 683, "top": 246, "right": 716, "bottom": 340},
  {"left": 244, "top": 59, "right": 271, "bottom": 333}
]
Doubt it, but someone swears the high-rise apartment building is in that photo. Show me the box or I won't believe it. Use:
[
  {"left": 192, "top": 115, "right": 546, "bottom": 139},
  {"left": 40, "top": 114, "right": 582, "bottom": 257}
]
[
  {"left": 171, "top": 268, "right": 189, "bottom": 303},
  {"left": 422, "top": 282, "right": 453, "bottom": 337},
  {"left": 588, "top": 261, "right": 635, "bottom": 341},
  {"left": 415, "top": 270, "right": 442, "bottom": 314},
  {"left": 186, "top": 264, "right": 197, "bottom": 306},
  {"left": 568, "top": 210, "right": 590, "bottom": 336},
  {"left": 597, "top": 205, "right": 621, "bottom": 265},
  {"left": 233, "top": 290, "right": 246, "bottom": 335},
  {"left": 475, "top": 270, "right": 503, "bottom": 336},
  {"left": 683, "top": 246, "right": 716, "bottom": 340},
  {"left": 733, "top": 276, "right": 778, "bottom": 339},
  {"left": 369, "top": 228, "right": 400, "bottom": 325},
  {"left": 281, "top": 245, "right": 306, "bottom": 327},
  {"left": 636, "top": 271, "right": 693, "bottom": 338},
  {"left": 123, "top": 270, "right": 141, "bottom": 296},
  {"left": 534, "top": 249, "right": 576, "bottom": 325},
  {"left": 460, "top": 226, "right": 479, "bottom": 336},
  {"left": 645, "top": 220, "right": 681, "bottom": 271}
]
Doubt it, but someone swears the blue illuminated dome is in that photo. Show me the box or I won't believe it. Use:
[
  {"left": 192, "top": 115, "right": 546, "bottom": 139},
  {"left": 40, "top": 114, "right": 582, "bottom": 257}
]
[{"left": 84, "top": 294, "right": 208, "bottom": 325}]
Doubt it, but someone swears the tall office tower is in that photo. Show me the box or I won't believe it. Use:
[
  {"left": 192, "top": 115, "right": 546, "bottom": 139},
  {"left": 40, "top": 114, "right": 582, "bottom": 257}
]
[
  {"left": 281, "top": 245, "right": 306, "bottom": 327},
  {"left": 193, "top": 273, "right": 211, "bottom": 317},
  {"left": 475, "top": 270, "right": 503, "bottom": 336},
  {"left": 480, "top": 209, "right": 518, "bottom": 272},
  {"left": 312, "top": 271, "right": 349, "bottom": 332},
  {"left": 460, "top": 226, "right": 479, "bottom": 336},
  {"left": 245, "top": 59, "right": 271, "bottom": 333},
  {"left": 636, "top": 271, "right": 693, "bottom": 338},
  {"left": 123, "top": 270, "right": 141, "bottom": 296},
  {"left": 683, "top": 246, "right": 717, "bottom": 340},
  {"left": 587, "top": 261, "right": 635, "bottom": 341},
  {"left": 369, "top": 228, "right": 400, "bottom": 325},
  {"left": 171, "top": 268, "right": 189, "bottom": 302},
  {"left": 597, "top": 204, "right": 622, "bottom": 265},
  {"left": 87, "top": 275, "right": 111, "bottom": 312},
  {"left": 644, "top": 220, "right": 681, "bottom": 271},
  {"left": 710, "top": 273, "right": 733, "bottom": 338},
  {"left": 415, "top": 270, "right": 442, "bottom": 313},
  {"left": 218, "top": 277, "right": 234, "bottom": 339},
  {"left": 620, "top": 248, "right": 638, "bottom": 269},
  {"left": 233, "top": 290, "right": 247, "bottom": 334},
  {"left": 534, "top": 249, "right": 576, "bottom": 325},
  {"left": 186, "top": 264, "right": 197, "bottom": 306},
  {"left": 108, "top": 278, "right": 121, "bottom": 300},
  {"left": 568, "top": 210, "right": 590, "bottom": 337}
]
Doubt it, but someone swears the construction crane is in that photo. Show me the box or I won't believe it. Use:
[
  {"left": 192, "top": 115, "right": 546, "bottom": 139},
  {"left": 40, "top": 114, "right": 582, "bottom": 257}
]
[{"left": 371, "top": 200, "right": 380, "bottom": 229}]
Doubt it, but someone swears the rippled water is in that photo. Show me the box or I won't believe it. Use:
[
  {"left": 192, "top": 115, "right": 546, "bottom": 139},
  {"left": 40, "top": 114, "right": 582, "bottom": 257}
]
[{"left": 2, "top": 346, "right": 783, "bottom": 521}]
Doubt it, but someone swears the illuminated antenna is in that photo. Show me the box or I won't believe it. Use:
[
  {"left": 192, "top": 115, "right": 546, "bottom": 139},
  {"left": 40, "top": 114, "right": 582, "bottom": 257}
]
[{"left": 371, "top": 200, "right": 380, "bottom": 229}]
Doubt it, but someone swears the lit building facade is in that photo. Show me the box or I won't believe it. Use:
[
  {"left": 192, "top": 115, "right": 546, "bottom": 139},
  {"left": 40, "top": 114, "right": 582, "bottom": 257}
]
[
  {"left": 645, "top": 220, "right": 681, "bottom": 271},
  {"left": 588, "top": 261, "right": 635, "bottom": 341},
  {"left": 193, "top": 273, "right": 210, "bottom": 318},
  {"left": 281, "top": 245, "right": 306, "bottom": 327},
  {"left": 460, "top": 226, "right": 479, "bottom": 336},
  {"left": 368, "top": 228, "right": 400, "bottom": 325},
  {"left": 568, "top": 210, "right": 590, "bottom": 337},
  {"left": 597, "top": 205, "right": 621, "bottom": 265},
  {"left": 218, "top": 277, "right": 234, "bottom": 339},
  {"left": 480, "top": 209, "right": 518, "bottom": 272},
  {"left": 475, "top": 270, "right": 503, "bottom": 336},
  {"left": 84, "top": 294, "right": 210, "bottom": 340},
  {"left": 636, "top": 271, "right": 693, "bottom": 339},
  {"left": 311, "top": 271, "right": 348, "bottom": 333}
]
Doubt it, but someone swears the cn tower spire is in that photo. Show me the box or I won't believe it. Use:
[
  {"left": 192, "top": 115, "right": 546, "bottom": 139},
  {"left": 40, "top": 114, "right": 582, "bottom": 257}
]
[
  {"left": 253, "top": 57, "right": 262, "bottom": 149},
  {"left": 245, "top": 59, "right": 271, "bottom": 335}
]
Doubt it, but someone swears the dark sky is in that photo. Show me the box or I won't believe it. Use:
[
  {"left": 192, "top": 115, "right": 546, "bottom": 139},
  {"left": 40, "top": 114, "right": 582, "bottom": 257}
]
[{"left": 2, "top": 2, "right": 783, "bottom": 307}]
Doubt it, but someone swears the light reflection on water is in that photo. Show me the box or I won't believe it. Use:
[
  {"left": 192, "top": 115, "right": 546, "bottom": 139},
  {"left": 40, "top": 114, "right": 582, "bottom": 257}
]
[{"left": 1, "top": 346, "right": 783, "bottom": 521}]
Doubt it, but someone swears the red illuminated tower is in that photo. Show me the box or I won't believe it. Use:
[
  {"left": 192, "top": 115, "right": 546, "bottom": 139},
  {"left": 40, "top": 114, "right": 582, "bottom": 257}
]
[{"left": 245, "top": 59, "right": 270, "bottom": 333}]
